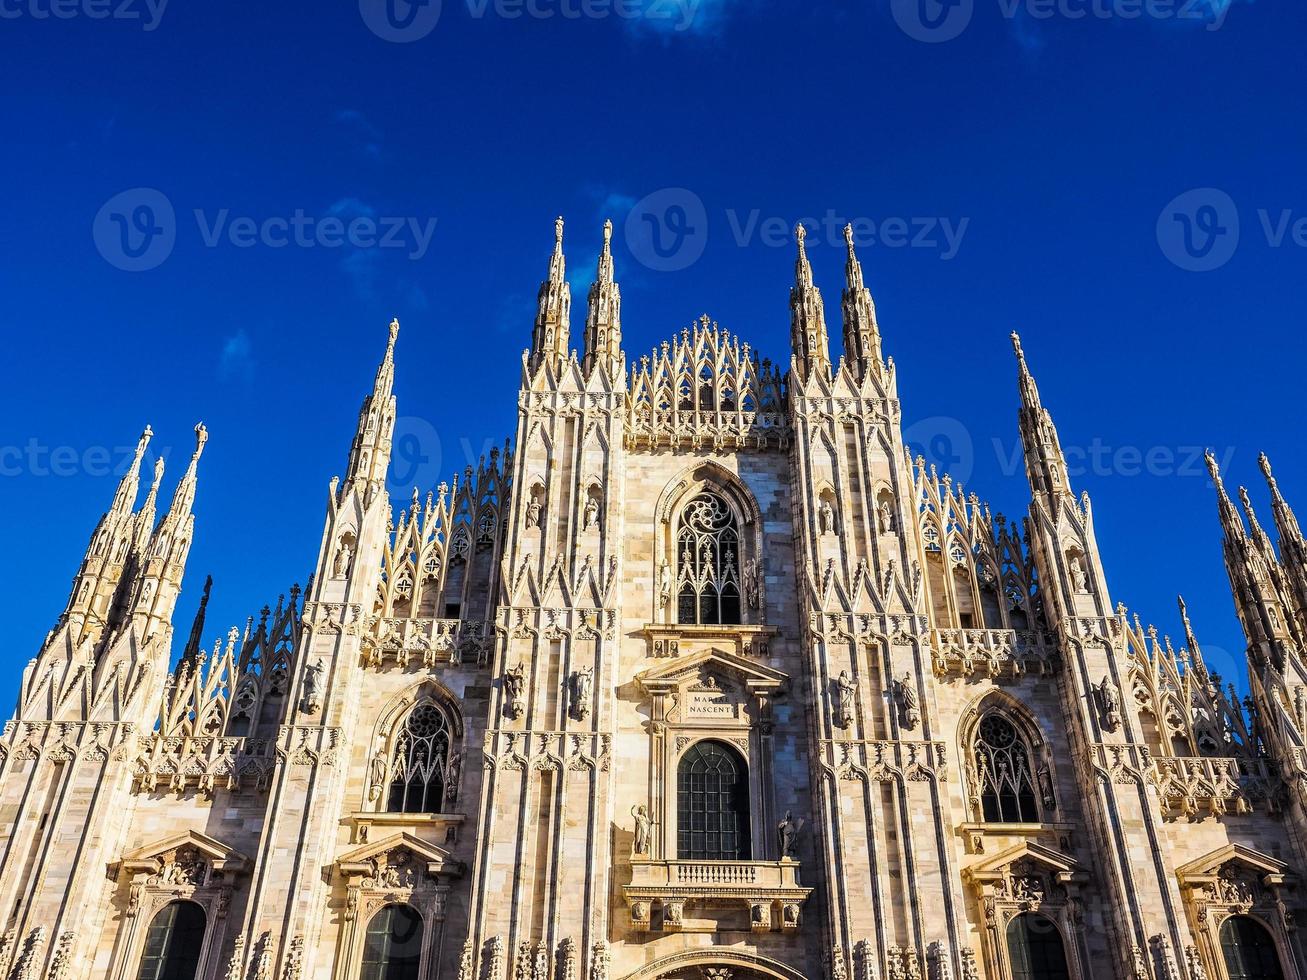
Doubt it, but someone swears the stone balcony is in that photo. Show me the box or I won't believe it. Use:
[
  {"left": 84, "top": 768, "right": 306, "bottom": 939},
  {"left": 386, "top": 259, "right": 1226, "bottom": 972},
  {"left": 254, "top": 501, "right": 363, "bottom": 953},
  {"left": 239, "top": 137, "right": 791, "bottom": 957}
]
[
  {"left": 624, "top": 858, "right": 812, "bottom": 933},
  {"left": 930, "top": 628, "right": 1058, "bottom": 679},
  {"left": 1149, "top": 755, "right": 1276, "bottom": 817}
]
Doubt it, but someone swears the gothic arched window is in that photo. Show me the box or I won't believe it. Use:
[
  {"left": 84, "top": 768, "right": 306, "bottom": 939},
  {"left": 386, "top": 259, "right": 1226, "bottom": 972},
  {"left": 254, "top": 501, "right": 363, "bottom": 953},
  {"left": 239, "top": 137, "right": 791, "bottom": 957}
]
[
  {"left": 676, "top": 492, "right": 742, "bottom": 626},
  {"left": 386, "top": 703, "right": 452, "bottom": 814},
  {"left": 677, "top": 740, "right": 751, "bottom": 860},
  {"left": 360, "top": 904, "right": 424, "bottom": 980},
  {"left": 974, "top": 714, "right": 1040, "bottom": 823},
  {"left": 1006, "top": 913, "right": 1070, "bottom": 980},
  {"left": 136, "top": 901, "right": 206, "bottom": 980},
  {"left": 1221, "top": 915, "right": 1286, "bottom": 980}
]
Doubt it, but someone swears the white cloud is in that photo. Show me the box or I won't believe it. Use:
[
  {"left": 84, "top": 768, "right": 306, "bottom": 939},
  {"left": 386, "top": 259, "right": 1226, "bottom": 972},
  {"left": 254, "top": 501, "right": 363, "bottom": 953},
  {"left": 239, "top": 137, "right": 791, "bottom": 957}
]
[{"left": 218, "top": 330, "right": 254, "bottom": 384}]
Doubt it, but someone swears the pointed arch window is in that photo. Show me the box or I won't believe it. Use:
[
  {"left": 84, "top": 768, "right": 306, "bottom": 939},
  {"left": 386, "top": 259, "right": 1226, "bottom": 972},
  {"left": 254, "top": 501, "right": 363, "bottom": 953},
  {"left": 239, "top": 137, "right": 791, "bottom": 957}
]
[
  {"left": 975, "top": 714, "right": 1040, "bottom": 823},
  {"left": 360, "top": 904, "right": 423, "bottom": 980},
  {"left": 676, "top": 492, "right": 742, "bottom": 626},
  {"left": 677, "top": 740, "right": 751, "bottom": 860},
  {"left": 136, "top": 901, "right": 206, "bottom": 980},
  {"left": 1221, "top": 916, "right": 1286, "bottom": 980},
  {"left": 386, "top": 703, "right": 452, "bottom": 814},
  {"left": 1006, "top": 913, "right": 1070, "bottom": 980}
]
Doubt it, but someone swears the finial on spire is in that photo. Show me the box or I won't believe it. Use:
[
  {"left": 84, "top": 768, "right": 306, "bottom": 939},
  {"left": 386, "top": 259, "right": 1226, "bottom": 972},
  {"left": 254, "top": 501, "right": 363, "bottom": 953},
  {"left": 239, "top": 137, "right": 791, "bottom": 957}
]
[
  {"left": 193, "top": 422, "right": 208, "bottom": 458},
  {"left": 796, "top": 222, "right": 807, "bottom": 247},
  {"left": 388, "top": 317, "right": 399, "bottom": 349},
  {"left": 151, "top": 456, "right": 165, "bottom": 490},
  {"left": 843, "top": 223, "right": 854, "bottom": 249},
  {"left": 555, "top": 215, "right": 564, "bottom": 246},
  {"left": 1010, "top": 331, "right": 1026, "bottom": 364},
  {"left": 603, "top": 218, "right": 612, "bottom": 246},
  {"left": 1204, "top": 449, "right": 1223, "bottom": 486}
]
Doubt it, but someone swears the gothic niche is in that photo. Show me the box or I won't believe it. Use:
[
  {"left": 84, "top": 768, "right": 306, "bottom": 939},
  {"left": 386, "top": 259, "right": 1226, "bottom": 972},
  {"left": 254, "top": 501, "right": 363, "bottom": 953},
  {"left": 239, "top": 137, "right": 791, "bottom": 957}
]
[
  {"left": 332, "top": 530, "right": 357, "bottom": 580},
  {"left": 525, "top": 482, "right": 545, "bottom": 530}
]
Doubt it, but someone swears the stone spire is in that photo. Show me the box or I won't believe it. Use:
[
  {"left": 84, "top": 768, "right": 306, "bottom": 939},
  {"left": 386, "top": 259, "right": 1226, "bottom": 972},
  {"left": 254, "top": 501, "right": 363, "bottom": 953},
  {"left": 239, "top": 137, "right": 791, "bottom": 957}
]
[
  {"left": 129, "top": 423, "right": 208, "bottom": 641},
  {"left": 345, "top": 319, "right": 400, "bottom": 494},
  {"left": 789, "top": 223, "right": 831, "bottom": 383},
  {"left": 1262, "top": 452, "right": 1307, "bottom": 620},
  {"left": 179, "top": 574, "right": 213, "bottom": 671},
  {"left": 530, "top": 216, "right": 572, "bottom": 369},
  {"left": 1012, "top": 333, "right": 1072, "bottom": 501},
  {"left": 583, "top": 219, "right": 623, "bottom": 380},
  {"left": 61, "top": 425, "right": 156, "bottom": 642},
  {"left": 840, "top": 224, "right": 882, "bottom": 380},
  {"left": 1205, "top": 450, "right": 1247, "bottom": 549}
]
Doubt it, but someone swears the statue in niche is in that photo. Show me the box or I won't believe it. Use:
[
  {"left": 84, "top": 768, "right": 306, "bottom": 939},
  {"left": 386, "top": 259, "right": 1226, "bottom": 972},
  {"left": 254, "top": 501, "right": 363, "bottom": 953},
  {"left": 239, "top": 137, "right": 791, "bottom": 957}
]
[
  {"left": 819, "top": 500, "right": 836, "bottom": 536},
  {"left": 1070, "top": 556, "right": 1089, "bottom": 593},
  {"left": 1037, "top": 763, "right": 1056, "bottom": 810},
  {"left": 504, "top": 663, "right": 527, "bottom": 718},
  {"left": 744, "top": 559, "right": 761, "bottom": 610},
  {"left": 833, "top": 670, "right": 856, "bottom": 729},
  {"left": 776, "top": 811, "right": 804, "bottom": 859},
  {"left": 301, "top": 658, "right": 325, "bottom": 714},
  {"left": 368, "top": 754, "right": 387, "bottom": 801},
  {"left": 1096, "top": 676, "right": 1122, "bottom": 732},
  {"left": 569, "top": 666, "right": 593, "bottom": 720},
  {"left": 658, "top": 560, "right": 672, "bottom": 609},
  {"left": 895, "top": 674, "right": 920, "bottom": 730},
  {"left": 445, "top": 750, "right": 462, "bottom": 803},
  {"left": 583, "top": 496, "right": 600, "bottom": 531},
  {"left": 526, "top": 498, "right": 543, "bottom": 529},
  {"left": 878, "top": 499, "right": 895, "bottom": 533},
  {"left": 333, "top": 540, "right": 353, "bottom": 579},
  {"left": 631, "top": 804, "right": 652, "bottom": 855}
]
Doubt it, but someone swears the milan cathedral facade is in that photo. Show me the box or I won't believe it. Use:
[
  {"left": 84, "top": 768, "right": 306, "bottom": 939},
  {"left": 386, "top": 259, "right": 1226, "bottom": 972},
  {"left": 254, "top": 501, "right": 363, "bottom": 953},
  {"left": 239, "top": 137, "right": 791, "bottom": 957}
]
[{"left": 4, "top": 219, "right": 1307, "bottom": 980}]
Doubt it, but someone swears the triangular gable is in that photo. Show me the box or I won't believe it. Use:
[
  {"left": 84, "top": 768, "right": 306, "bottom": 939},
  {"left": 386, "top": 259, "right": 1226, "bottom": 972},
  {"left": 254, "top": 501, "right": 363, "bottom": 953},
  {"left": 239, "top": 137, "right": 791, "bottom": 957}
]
[
  {"left": 113, "top": 829, "right": 250, "bottom": 878},
  {"left": 336, "top": 831, "right": 463, "bottom": 879},
  {"left": 964, "top": 839, "right": 1084, "bottom": 884},
  {"left": 1176, "top": 843, "right": 1294, "bottom": 884},
  {"left": 638, "top": 646, "right": 788, "bottom": 696}
]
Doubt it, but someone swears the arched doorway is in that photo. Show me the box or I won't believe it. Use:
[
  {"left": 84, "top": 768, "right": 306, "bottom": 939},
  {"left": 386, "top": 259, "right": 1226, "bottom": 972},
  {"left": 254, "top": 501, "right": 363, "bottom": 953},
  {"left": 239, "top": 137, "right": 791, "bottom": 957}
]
[
  {"left": 678, "top": 739, "right": 751, "bottom": 860},
  {"left": 136, "top": 901, "right": 206, "bottom": 980},
  {"left": 360, "top": 904, "right": 424, "bottom": 980},
  {"left": 1221, "top": 915, "right": 1286, "bottom": 980},
  {"left": 1006, "top": 912, "right": 1071, "bottom": 980}
]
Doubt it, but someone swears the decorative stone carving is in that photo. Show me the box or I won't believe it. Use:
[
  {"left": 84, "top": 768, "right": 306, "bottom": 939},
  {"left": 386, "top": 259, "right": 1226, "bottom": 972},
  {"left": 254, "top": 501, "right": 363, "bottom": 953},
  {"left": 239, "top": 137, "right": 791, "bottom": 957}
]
[
  {"left": 833, "top": 670, "right": 855, "bottom": 729},
  {"left": 300, "top": 657, "right": 325, "bottom": 715},
  {"left": 1095, "top": 676, "right": 1122, "bottom": 732},
  {"left": 504, "top": 663, "right": 526, "bottom": 719},
  {"left": 631, "top": 804, "right": 652, "bottom": 855},
  {"left": 894, "top": 674, "right": 920, "bottom": 730},
  {"left": 569, "top": 666, "right": 593, "bottom": 721}
]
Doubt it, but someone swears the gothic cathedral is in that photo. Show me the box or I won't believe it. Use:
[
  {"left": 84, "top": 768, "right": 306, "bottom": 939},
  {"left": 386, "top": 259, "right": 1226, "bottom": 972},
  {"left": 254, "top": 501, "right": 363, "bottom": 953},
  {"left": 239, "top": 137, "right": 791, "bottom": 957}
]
[{"left": 4, "top": 219, "right": 1307, "bottom": 980}]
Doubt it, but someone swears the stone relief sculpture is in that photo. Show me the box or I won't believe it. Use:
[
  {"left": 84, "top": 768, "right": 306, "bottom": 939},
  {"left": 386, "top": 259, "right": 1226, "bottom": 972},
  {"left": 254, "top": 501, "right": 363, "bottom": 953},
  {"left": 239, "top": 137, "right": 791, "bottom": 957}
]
[
  {"left": 658, "top": 560, "right": 672, "bottom": 609},
  {"left": 819, "top": 500, "right": 837, "bottom": 536},
  {"left": 583, "top": 496, "right": 601, "bottom": 531}
]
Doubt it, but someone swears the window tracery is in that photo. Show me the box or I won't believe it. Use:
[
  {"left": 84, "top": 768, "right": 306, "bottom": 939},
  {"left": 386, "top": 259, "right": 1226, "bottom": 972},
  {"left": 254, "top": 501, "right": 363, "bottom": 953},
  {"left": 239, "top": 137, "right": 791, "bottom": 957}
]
[
  {"left": 676, "top": 492, "right": 742, "bottom": 626},
  {"left": 974, "top": 714, "right": 1041, "bottom": 823},
  {"left": 385, "top": 703, "right": 453, "bottom": 814}
]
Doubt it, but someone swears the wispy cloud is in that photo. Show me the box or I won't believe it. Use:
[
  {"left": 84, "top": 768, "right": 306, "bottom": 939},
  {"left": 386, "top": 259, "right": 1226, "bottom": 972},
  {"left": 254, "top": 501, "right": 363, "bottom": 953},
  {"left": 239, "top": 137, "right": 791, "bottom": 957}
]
[
  {"left": 332, "top": 109, "right": 385, "bottom": 161},
  {"left": 218, "top": 330, "right": 254, "bottom": 384},
  {"left": 623, "top": 0, "right": 746, "bottom": 39}
]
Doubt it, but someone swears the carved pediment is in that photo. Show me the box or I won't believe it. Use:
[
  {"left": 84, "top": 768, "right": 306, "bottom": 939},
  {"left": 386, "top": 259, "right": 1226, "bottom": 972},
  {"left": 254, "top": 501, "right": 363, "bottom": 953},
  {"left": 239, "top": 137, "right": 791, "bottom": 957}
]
[
  {"left": 1176, "top": 843, "right": 1292, "bottom": 883},
  {"left": 964, "top": 840, "right": 1084, "bottom": 886},
  {"left": 638, "top": 648, "right": 788, "bottom": 697},
  {"left": 335, "top": 831, "right": 465, "bottom": 882},
  {"left": 110, "top": 830, "right": 251, "bottom": 883}
]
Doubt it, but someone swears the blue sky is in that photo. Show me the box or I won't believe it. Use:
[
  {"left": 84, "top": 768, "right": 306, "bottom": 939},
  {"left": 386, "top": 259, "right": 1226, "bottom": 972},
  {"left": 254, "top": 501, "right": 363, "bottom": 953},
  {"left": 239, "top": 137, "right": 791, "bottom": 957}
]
[{"left": 1, "top": 0, "right": 1302, "bottom": 708}]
